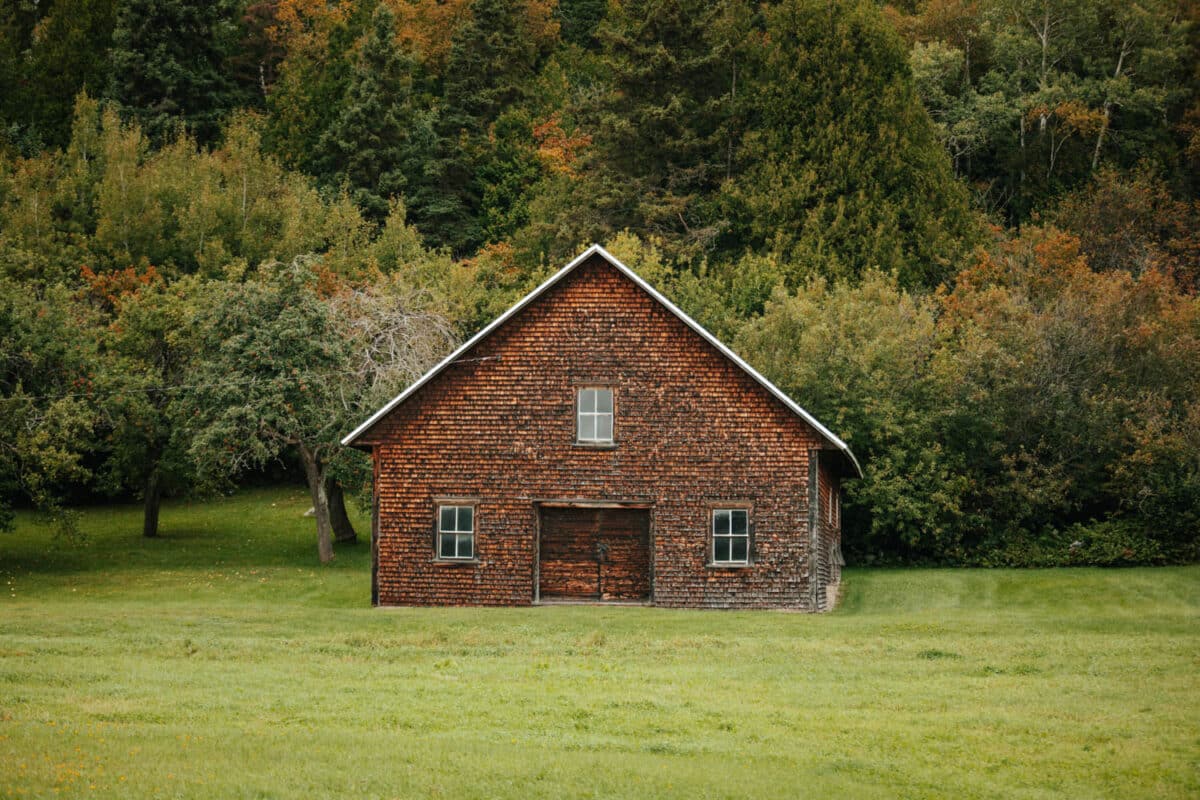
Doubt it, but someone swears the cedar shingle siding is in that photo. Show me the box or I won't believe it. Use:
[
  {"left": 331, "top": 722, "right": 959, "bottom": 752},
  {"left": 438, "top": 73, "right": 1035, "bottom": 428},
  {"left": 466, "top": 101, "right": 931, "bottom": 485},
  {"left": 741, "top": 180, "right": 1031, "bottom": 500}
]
[{"left": 346, "top": 247, "right": 858, "bottom": 610}]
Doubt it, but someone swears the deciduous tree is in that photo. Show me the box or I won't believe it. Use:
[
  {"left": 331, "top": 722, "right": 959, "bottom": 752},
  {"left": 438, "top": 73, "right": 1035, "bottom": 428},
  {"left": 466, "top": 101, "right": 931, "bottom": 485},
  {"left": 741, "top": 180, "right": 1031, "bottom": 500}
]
[{"left": 185, "top": 258, "right": 456, "bottom": 562}]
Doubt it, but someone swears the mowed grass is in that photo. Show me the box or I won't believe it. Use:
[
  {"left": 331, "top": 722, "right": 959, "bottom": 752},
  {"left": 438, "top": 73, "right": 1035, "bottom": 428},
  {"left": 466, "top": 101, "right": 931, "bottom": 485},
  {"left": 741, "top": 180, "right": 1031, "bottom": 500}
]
[{"left": 1, "top": 489, "right": 1197, "bottom": 799}]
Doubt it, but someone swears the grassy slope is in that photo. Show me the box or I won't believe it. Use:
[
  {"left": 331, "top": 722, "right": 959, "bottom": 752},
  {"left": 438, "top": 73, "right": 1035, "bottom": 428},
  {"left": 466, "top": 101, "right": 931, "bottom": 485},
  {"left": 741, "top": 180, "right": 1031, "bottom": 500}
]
[{"left": 0, "top": 488, "right": 1197, "bottom": 799}]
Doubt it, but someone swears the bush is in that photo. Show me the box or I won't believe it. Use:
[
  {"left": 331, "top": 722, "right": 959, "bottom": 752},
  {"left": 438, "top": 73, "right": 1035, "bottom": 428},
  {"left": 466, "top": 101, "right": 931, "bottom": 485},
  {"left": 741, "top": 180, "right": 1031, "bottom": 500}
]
[{"left": 980, "top": 520, "right": 1167, "bottom": 568}]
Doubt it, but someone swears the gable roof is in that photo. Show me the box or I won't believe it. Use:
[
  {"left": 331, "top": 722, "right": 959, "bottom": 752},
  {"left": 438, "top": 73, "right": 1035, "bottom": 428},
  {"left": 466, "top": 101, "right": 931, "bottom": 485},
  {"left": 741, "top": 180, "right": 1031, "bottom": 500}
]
[{"left": 342, "top": 244, "right": 861, "bottom": 477}]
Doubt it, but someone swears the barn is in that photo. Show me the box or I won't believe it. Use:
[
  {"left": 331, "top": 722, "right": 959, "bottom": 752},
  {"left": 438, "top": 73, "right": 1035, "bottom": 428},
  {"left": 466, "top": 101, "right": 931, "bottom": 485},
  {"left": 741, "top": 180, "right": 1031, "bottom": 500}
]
[{"left": 342, "top": 245, "right": 861, "bottom": 610}]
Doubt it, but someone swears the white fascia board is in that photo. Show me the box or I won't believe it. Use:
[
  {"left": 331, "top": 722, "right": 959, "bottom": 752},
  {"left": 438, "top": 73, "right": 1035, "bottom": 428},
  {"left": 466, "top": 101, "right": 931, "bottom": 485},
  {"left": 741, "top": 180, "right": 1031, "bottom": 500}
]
[{"left": 341, "top": 244, "right": 862, "bottom": 477}]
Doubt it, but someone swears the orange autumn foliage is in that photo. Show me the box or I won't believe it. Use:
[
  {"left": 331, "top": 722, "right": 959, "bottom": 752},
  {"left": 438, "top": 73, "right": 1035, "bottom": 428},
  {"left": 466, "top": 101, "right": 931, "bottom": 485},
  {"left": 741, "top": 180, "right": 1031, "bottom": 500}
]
[
  {"left": 383, "top": 0, "right": 559, "bottom": 72},
  {"left": 78, "top": 265, "right": 163, "bottom": 314},
  {"left": 533, "top": 114, "right": 591, "bottom": 176},
  {"left": 385, "top": 0, "right": 471, "bottom": 70},
  {"left": 267, "top": 0, "right": 353, "bottom": 54}
]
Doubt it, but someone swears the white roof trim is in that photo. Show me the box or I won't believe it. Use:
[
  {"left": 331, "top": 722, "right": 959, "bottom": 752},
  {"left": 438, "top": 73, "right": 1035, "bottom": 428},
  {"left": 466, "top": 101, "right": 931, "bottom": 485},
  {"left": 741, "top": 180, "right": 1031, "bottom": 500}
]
[{"left": 341, "top": 244, "right": 861, "bottom": 477}]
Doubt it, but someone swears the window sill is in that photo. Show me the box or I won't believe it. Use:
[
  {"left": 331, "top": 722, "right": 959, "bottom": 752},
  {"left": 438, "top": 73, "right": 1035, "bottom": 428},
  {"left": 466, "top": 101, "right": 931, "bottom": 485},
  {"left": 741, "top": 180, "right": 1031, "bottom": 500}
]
[
  {"left": 432, "top": 558, "right": 480, "bottom": 566},
  {"left": 706, "top": 562, "right": 754, "bottom": 570},
  {"left": 574, "top": 441, "right": 618, "bottom": 450}
]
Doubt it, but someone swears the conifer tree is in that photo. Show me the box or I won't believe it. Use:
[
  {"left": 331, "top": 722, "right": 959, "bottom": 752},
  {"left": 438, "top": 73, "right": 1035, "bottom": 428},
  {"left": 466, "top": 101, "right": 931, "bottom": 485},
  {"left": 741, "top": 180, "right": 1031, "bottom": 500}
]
[
  {"left": 726, "top": 0, "right": 977, "bottom": 287},
  {"left": 0, "top": 0, "right": 117, "bottom": 150},
  {"left": 317, "top": 4, "right": 419, "bottom": 223},
  {"left": 540, "top": 0, "right": 752, "bottom": 260},
  {"left": 107, "top": 0, "right": 247, "bottom": 146},
  {"left": 424, "top": 0, "right": 555, "bottom": 254},
  {"left": 556, "top": 0, "right": 607, "bottom": 47}
]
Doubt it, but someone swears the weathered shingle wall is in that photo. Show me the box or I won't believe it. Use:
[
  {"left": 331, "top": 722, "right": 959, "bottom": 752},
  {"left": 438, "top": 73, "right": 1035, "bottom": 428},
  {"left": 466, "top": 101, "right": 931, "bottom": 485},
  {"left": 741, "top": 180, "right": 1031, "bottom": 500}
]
[
  {"left": 362, "top": 255, "right": 831, "bottom": 609},
  {"left": 815, "top": 457, "right": 842, "bottom": 611}
]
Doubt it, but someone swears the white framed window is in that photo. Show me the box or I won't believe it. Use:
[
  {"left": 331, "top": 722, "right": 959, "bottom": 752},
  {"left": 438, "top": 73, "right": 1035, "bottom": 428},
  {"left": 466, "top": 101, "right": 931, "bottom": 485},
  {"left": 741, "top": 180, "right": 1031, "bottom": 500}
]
[
  {"left": 576, "top": 387, "right": 613, "bottom": 443},
  {"left": 712, "top": 508, "right": 750, "bottom": 565},
  {"left": 437, "top": 504, "right": 475, "bottom": 560}
]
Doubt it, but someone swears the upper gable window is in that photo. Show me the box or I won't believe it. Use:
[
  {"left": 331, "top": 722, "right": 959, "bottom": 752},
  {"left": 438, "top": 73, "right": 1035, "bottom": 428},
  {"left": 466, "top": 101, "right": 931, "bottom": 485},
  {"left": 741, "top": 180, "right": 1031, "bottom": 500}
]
[{"left": 576, "top": 388, "right": 614, "bottom": 444}]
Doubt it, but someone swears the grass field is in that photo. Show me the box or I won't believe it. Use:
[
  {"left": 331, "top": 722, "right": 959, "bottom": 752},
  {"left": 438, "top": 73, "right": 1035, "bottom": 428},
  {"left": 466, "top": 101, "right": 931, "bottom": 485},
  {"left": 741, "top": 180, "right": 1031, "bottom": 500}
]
[{"left": 1, "top": 488, "right": 1197, "bottom": 799}]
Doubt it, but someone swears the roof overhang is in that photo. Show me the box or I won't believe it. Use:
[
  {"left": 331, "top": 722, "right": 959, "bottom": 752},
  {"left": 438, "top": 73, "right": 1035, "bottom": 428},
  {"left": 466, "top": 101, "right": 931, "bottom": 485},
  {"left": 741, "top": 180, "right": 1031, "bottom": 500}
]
[{"left": 341, "top": 244, "right": 862, "bottom": 478}]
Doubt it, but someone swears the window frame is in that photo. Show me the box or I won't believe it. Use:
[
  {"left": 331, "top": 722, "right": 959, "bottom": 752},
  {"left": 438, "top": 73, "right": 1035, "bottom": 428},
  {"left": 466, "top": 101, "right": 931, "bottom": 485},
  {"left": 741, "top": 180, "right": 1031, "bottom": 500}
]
[
  {"left": 575, "top": 386, "right": 615, "bottom": 446},
  {"left": 710, "top": 506, "right": 752, "bottom": 567},
  {"left": 435, "top": 502, "right": 477, "bottom": 561}
]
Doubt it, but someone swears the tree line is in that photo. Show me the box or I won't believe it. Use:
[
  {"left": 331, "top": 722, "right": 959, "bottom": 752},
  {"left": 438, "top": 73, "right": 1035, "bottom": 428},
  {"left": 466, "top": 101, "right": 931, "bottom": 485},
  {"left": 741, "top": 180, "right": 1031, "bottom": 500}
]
[{"left": 1, "top": 0, "right": 1197, "bottom": 565}]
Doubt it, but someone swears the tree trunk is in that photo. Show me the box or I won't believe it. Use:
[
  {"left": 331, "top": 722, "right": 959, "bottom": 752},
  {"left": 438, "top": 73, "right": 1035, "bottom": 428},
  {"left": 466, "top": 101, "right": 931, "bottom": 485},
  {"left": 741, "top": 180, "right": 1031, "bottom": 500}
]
[
  {"left": 298, "top": 443, "right": 335, "bottom": 564},
  {"left": 142, "top": 466, "right": 162, "bottom": 538},
  {"left": 1019, "top": 112, "right": 1027, "bottom": 191},
  {"left": 327, "top": 477, "right": 358, "bottom": 544},
  {"left": 1091, "top": 103, "right": 1112, "bottom": 172},
  {"left": 1092, "top": 43, "right": 1128, "bottom": 173}
]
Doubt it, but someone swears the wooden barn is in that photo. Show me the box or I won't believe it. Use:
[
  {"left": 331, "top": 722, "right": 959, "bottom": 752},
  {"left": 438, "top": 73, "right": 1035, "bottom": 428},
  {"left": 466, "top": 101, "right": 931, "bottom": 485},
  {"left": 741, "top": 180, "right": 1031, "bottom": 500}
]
[{"left": 342, "top": 245, "right": 860, "bottom": 610}]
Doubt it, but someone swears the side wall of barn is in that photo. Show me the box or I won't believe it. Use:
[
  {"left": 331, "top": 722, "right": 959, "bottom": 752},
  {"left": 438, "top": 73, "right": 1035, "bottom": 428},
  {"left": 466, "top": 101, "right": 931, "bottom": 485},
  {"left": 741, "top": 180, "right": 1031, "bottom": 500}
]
[{"left": 814, "top": 454, "right": 843, "bottom": 612}]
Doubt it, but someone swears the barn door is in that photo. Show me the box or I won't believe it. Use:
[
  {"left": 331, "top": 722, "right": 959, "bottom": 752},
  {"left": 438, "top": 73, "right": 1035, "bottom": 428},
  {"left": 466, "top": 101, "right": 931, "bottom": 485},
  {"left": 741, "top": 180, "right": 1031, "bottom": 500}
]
[{"left": 538, "top": 507, "right": 650, "bottom": 601}]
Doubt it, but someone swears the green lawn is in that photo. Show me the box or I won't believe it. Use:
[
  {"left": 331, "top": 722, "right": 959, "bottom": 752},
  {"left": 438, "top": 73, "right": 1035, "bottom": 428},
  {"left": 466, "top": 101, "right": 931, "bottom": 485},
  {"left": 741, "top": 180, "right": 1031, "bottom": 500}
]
[{"left": 1, "top": 489, "right": 1197, "bottom": 799}]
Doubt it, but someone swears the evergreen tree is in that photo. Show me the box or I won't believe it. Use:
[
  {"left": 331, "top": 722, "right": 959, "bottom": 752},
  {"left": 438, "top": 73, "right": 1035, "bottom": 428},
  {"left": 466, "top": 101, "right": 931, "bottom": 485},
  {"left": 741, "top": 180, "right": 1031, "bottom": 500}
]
[
  {"left": 317, "top": 5, "right": 420, "bottom": 223},
  {"left": 0, "top": 0, "right": 117, "bottom": 151},
  {"left": 725, "top": 0, "right": 977, "bottom": 287},
  {"left": 517, "top": 0, "right": 753, "bottom": 264},
  {"left": 0, "top": 2, "right": 49, "bottom": 153},
  {"left": 263, "top": 0, "right": 374, "bottom": 174},
  {"left": 588, "top": 0, "right": 751, "bottom": 257},
  {"left": 442, "top": 0, "right": 546, "bottom": 133},
  {"left": 555, "top": 0, "right": 607, "bottom": 48},
  {"left": 107, "top": 0, "right": 247, "bottom": 146},
  {"left": 424, "top": 0, "right": 556, "bottom": 254}
]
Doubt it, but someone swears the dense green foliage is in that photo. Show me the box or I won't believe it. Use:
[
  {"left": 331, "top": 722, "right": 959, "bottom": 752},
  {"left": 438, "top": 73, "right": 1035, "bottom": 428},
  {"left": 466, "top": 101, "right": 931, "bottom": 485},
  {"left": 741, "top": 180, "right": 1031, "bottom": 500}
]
[
  {"left": 316, "top": 5, "right": 419, "bottom": 222},
  {"left": 734, "top": 232, "right": 1200, "bottom": 564},
  {"left": 727, "top": 0, "right": 976, "bottom": 286},
  {"left": 2, "top": 491, "right": 1198, "bottom": 797},
  {"left": 0, "top": 0, "right": 1197, "bottom": 565},
  {"left": 184, "top": 257, "right": 455, "bottom": 561},
  {"left": 891, "top": 0, "right": 1196, "bottom": 223},
  {"left": 107, "top": 0, "right": 251, "bottom": 146}
]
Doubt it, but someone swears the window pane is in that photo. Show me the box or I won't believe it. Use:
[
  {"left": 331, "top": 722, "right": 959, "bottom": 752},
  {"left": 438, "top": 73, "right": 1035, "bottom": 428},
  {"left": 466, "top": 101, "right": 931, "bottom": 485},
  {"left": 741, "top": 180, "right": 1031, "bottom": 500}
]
[
  {"left": 440, "top": 506, "right": 455, "bottom": 532},
  {"left": 731, "top": 536, "right": 748, "bottom": 562},
  {"left": 713, "top": 510, "right": 730, "bottom": 534},
  {"left": 458, "top": 533, "right": 473, "bottom": 558},
  {"left": 596, "top": 389, "right": 613, "bottom": 413},
  {"left": 439, "top": 533, "right": 455, "bottom": 558},
  {"left": 714, "top": 536, "right": 731, "bottom": 562},
  {"left": 596, "top": 414, "right": 612, "bottom": 442},
  {"left": 731, "top": 510, "right": 747, "bottom": 536},
  {"left": 458, "top": 506, "right": 473, "bottom": 533},
  {"left": 579, "top": 414, "right": 595, "bottom": 441},
  {"left": 579, "top": 389, "right": 595, "bottom": 413}
]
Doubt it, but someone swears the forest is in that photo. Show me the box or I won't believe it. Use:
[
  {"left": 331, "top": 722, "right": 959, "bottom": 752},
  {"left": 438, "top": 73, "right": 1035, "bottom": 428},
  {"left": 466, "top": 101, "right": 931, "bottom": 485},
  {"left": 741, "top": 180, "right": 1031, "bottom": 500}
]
[{"left": 1, "top": 0, "right": 1197, "bottom": 566}]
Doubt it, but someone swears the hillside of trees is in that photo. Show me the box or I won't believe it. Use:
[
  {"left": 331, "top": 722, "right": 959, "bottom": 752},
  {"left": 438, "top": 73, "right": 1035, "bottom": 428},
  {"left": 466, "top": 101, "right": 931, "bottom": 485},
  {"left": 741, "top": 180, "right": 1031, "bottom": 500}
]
[{"left": 2, "top": 0, "right": 1197, "bottom": 565}]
